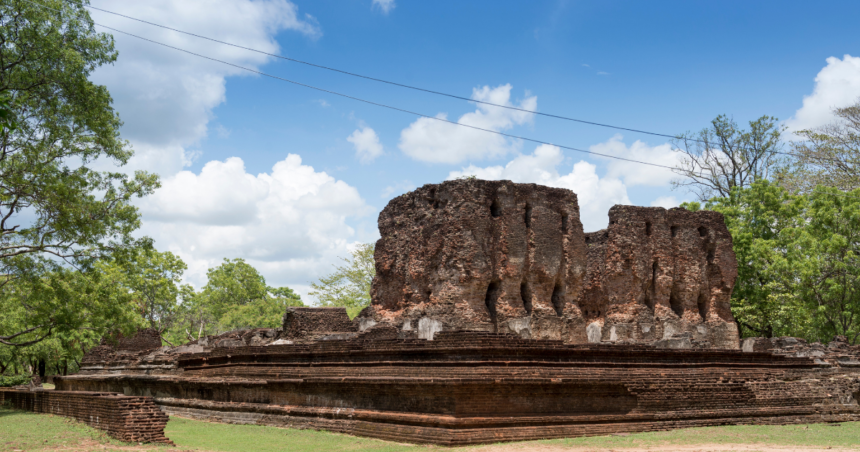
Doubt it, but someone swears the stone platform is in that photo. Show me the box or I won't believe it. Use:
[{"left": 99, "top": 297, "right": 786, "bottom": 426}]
[{"left": 57, "top": 331, "right": 860, "bottom": 446}]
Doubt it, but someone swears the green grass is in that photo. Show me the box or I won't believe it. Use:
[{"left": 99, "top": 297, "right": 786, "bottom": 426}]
[
  {"left": 2, "top": 403, "right": 860, "bottom": 451},
  {"left": 165, "top": 417, "right": 424, "bottom": 452},
  {"left": 0, "top": 403, "right": 141, "bottom": 451}
]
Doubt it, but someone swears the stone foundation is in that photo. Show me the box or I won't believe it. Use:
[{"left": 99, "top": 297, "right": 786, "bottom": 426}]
[{"left": 58, "top": 332, "right": 860, "bottom": 446}]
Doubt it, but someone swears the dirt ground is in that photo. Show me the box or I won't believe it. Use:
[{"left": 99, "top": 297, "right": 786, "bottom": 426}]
[
  {"left": 20, "top": 442, "right": 851, "bottom": 452},
  {"left": 472, "top": 445, "right": 850, "bottom": 452}
]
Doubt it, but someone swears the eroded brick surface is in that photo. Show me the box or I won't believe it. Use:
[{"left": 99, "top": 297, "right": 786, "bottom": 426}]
[
  {"left": 58, "top": 331, "right": 860, "bottom": 446},
  {"left": 51, "top": 181, "right": 860, "bottom": 446},
  {"left": 362, "top": 180, "right": 739, "bottom": 348},
  {"left": 0, "top": 389, "right": 173, "bottom": 444}
]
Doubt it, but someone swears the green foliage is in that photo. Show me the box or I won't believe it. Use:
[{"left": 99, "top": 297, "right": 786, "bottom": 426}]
[
  {"left": 309, "top": 243, "right": 375, "bottom": 318},
  {"left": 777, "top": 186, "right": 860, "bottom": 343},
  {"left": 0, "top": 374, "right": 27, "bottom": 386},
  {"left": 169, "top": 258, "right": 304, "bottom": 342},
  {"left": 704, "top": 182, "right": 806, "bottom": 338},
  {"left": 0, "top": 0, "right": 160, "bottom": 346},
  {"left": 0, "top": 92, "right": 16, "bottom": 134},
  {"left": 705, "top": 182, "right": 860, "bottom": 343},
  {"left": 123, "top": 249, "right": 189, "bottom": 337}
]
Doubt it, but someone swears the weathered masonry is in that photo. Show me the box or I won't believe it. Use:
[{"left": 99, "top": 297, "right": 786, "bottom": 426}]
[
  {"left": 48, "top": 180, "right": 860, "bottom": 445},
  {"left": 0, "top": 388, "right": 173, "bottom": 444},
  {"left": 363, "top": 180, "right": 738, "bottom": 349}
]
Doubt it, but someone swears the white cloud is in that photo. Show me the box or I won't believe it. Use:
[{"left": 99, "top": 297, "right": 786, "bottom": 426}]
[
  {"left": 650, "top": 196, "right": 681, "bottom": 209},
  {"left": 347, "top": 127, "right": 384, "bottom": 163},
  {"left": 88, "top": 0, "right": 321, "bottom": 175},
  {"left": 399, "top": 84, "right": 537, "bottom": 164},
  {"left": 138, "top": 154, "right": 373, "bottom": 296},
  {"left": 372, "top": 0, "right": 396, "bottom": 14},
  {"left": 448, "top": 145, "right": 630, "bottom": 231},
  {"left": 589, "top": 135, "right": 681, "bottom": 187},
  {"left": 785, "top": 55, "right": 860, "bottom": 134}
]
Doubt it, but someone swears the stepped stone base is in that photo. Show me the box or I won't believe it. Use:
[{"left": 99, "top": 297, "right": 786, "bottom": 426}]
[{"left": 58, "top": 331, "right": 860, "bottom": 446}]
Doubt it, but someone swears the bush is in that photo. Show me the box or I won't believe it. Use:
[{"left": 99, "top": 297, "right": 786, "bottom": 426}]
[{"left": 0, "top": 375, "right": 30, "bottom": 387}]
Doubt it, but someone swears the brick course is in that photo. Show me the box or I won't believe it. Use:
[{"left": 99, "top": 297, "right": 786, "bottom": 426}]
[
  {"left": 59, "top": 331, "right": 860, "bottom": 445},
  {"left": 0, "top": 388, "right": 173, "bottom": 444}
]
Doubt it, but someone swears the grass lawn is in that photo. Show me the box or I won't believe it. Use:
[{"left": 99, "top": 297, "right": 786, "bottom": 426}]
[{"left": 2, "top": 404, "right": 859, "bottom": 451}]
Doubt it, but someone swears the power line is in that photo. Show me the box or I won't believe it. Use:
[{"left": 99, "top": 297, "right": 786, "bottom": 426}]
[
  {"left": 24, "top": 0, "right": 860, "bottom": 203},
  {"left": 79, "top": 2, "right": 682, "bottom": 141},
  {"left": 92, "top": 25, "right": 680, "bottom": 171},
  {"left": 73, "top": 1, "right": 846, "bottom": 166}
]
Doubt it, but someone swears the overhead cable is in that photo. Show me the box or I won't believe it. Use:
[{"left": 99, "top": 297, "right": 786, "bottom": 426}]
[{"left": 25, "top": 0, "right": 860, "bottom": 202}]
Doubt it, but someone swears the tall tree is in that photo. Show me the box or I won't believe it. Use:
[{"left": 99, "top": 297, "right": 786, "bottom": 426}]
[
  {"left": 309, "top": 243, "right": 375, "bottom": 318},
  {"left": 688, "top": 182, "right": 806, "bottom": 338},
  {"left": 777, "top": 186, "right": 860, "bottom": 343},
  {"left": 672, "top": 115, "right": 785, "bottom": 201},
  {"left": 123, "top": 249, "right": 189, "bottom": 343},
  {"left": 0, "top": 0, "right": 159, "bottom": 346},
  {"left": 173, "top": 258, "right": 303, "bottom": 340},
  {"left": 786, "top": 100, "right": 860, "bottom": 192}
]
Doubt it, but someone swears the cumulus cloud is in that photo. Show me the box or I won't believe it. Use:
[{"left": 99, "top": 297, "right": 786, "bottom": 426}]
[
  {"left": 650, "top": 196, "right": 681, "bottom": 209},
  {"left": 399, "top": 84, "right": 537, "bottom": 164},
  {"left": 785, "top": 55, "right": 860, "bottom": 134},
  {"left": 372, "top": 0, "right": 396, "bottom": 14},
  {"left": 447, "top": 145, "right": 630, "bottom": 231},
  {"left": 347, "top": 127, "right": 384, "bottom": 163},
  {"left": 589, "top": 135, "right": 681, "bottom": 187},
  {"left": 88, "top": 0, "right": 321, "bottom": 174},
  {"left": 137, "top": 154, "right": 372, "bottom": 294}
]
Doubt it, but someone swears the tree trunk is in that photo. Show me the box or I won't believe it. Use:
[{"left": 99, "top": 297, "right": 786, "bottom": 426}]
[{"left": 38, "top": 359, "right": 46, "bottom": 378}]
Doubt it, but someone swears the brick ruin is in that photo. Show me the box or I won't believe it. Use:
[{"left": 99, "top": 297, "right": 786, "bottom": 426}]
[
  {"left": 32, "top": 180, "right": 860, "bottom": 444},
  {"left": 361, "top": 180, "right": 738, "bottom": 348},
  {"left": 0, "top": 388, "right": 173, "bottom": 444}
]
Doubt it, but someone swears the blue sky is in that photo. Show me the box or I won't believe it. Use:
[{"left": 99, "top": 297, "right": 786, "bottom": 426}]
[{"left": 86, "top": 0, "right": 860, "bottom": 299}]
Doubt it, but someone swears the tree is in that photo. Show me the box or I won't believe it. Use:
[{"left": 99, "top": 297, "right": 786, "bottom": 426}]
[
  {"left": 0, "top": 261, "right": 143, "bottom": 348},
  {"left": 0, "top": 0, "right": 159, "bottom": 345},
  {"left": 171, "top": 258, "right": 303, "bottom": 341},
  {"left": 689, "top": 182, "right": 806, "bottom": 338},
  {"left": 200, "top": 258, "right": 271, "bottom": 321},
  {"left": 691, "top": 182, "right": 860, "bottom": 344},
  {"left": 786, "top": 100, "right": 860, "bottom": 192},
  {"left": 309, "top": 243, "right": 375, "bottom": 318},
  {"left": 777, "top": 186, "right": 860, "bottom": 343},
  {"left": 672, "top": 115, "right": 785, "bottom": 201},
  {"left": 123, "top": 249, "right": 189, "bottom": 344}
]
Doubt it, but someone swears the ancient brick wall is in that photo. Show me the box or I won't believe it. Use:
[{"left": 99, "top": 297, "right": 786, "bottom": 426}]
[
  {"left": 367, "top": 180, "right": 587, "bottom": 342},
  {"left": 363, "top": 180, "right": 738, "bottom": 348},
  {"left": 582, "top": 205, "right": 739, "bottom": 349},
  {"left": 281, "top": 307, "right": 357, "bottom": 339},
  {"left": 0, "top": 389, "right": 173, "bottom": 444},
  {"left": 57, "top": 332, "right": 860, "bottom": 445}
]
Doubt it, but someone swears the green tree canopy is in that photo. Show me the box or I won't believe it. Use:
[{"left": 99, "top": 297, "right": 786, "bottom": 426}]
[
  {"left": 0, "top": 0, "right": 159, "bottom": 346},
  {"left": 309, "top": 243, "right": 375, "bottom": 318},
  {"left": 690, "top": 182, "right": 860, "bottom": 344},
  {"left": 171, "top": 258, "right": 303, "bottom": 341},
  {"left": 122, "top": 249, "right": 189, "bottom": 343}
]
